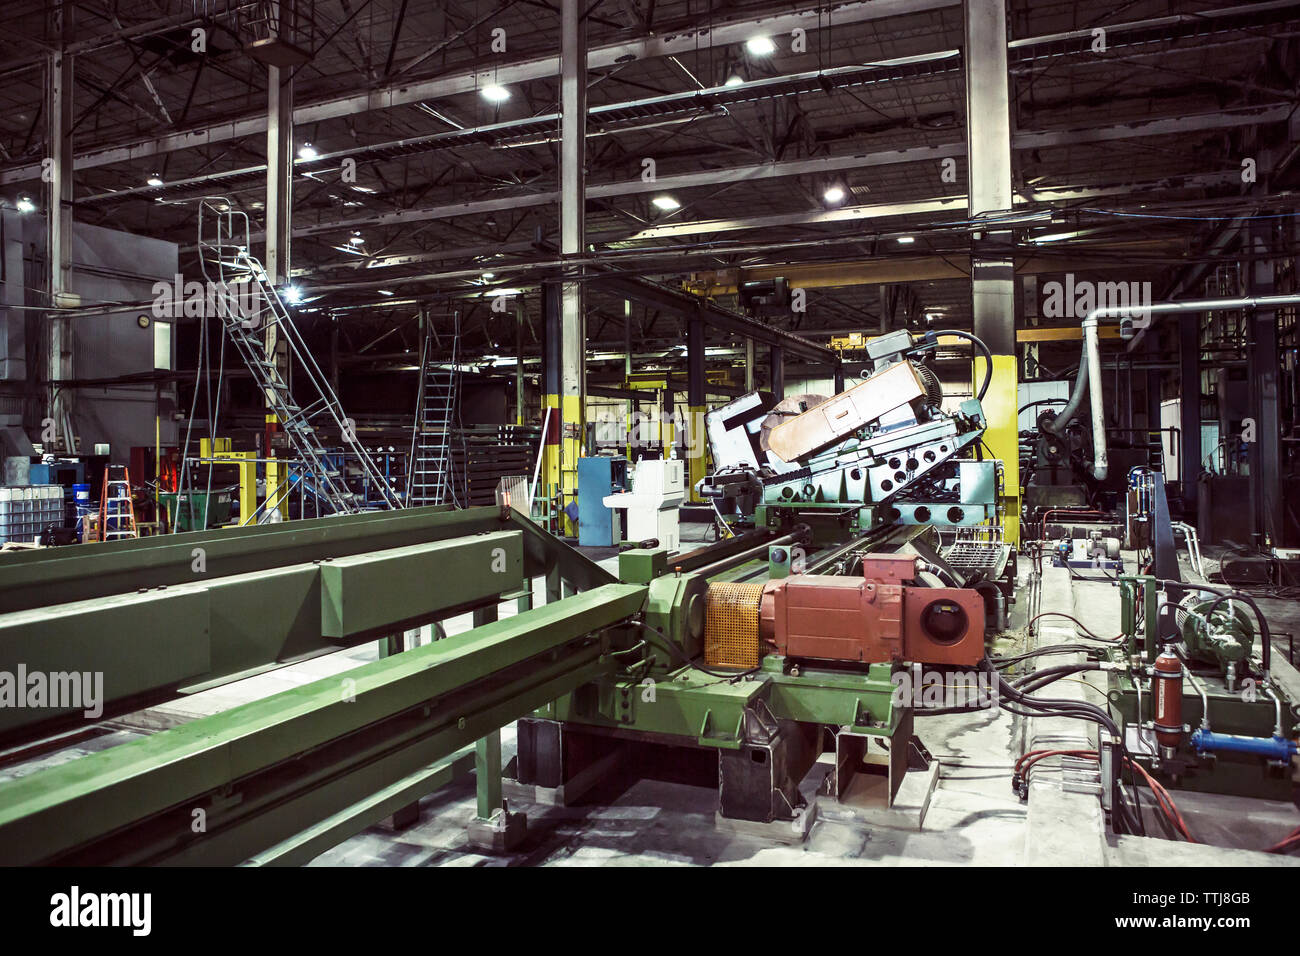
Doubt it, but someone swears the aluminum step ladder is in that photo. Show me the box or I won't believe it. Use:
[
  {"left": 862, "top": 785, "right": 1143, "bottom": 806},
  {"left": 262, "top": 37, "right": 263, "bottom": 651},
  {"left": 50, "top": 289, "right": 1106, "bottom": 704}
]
[
  {"left": 408, "top": 316, "right": 460, "bottom": 507},
  {"left": 197, "top": 199, "right": 402, "bottom": 515}
]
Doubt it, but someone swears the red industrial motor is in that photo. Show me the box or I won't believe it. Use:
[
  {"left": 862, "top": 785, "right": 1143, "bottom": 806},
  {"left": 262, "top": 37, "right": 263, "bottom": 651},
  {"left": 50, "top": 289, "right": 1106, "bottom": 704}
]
[{"left": 758, "top": 553, "right": 985, "bottom": 666}]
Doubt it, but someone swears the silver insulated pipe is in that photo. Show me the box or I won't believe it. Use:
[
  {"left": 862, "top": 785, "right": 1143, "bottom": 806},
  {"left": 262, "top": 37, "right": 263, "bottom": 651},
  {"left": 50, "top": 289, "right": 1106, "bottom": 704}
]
[{"left": 1049, "top": 293, "right": 1300, "bottom": 481}]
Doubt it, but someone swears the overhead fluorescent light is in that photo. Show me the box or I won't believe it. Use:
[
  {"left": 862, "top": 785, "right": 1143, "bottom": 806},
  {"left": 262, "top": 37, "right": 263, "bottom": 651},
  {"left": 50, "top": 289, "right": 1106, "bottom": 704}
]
[
  {"left": 896, "top": 235, "right": 915, "bottom": 244},
  {"left": 822, "top": 185, "right": 846, "bottom": 204},
  {"left": 651, "top": 195, "right": 681, "bottom": 211},
  {"left": 481, "top": 84, "right": 510, "bottom": 103},
  {"left": 745, "top": 36, "right": 776, "bottom": 56}
]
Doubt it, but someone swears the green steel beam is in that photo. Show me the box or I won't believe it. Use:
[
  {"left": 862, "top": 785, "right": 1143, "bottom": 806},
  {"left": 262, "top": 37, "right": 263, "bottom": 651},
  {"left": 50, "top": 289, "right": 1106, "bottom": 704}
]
[
  {"left": 0, "top": 506, "right": 613, "bottom": 615},
  {"left": 0, "top": 528, "right": 529, "bottom": 741},
  {"left": 320, "top": 532, "right": 522, "bottom": 638},
  {"left": 243, "top": 746, "right": 477, "bottom": 867},
  {"left": 0, "top": 583, "right": 647, "bottom": 865}
]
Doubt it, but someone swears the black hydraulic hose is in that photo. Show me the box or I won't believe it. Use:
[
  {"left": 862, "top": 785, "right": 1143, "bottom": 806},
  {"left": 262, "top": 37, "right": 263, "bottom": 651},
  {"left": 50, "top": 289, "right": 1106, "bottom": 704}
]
[
  {"left": 1013, "top": 663, "right": 1104, "bottom": 694},
  {"left": 996, "top": 671, "right": 1122, "bottom": 737},
  {"left": 917, "top": 329, "right": 993, "bottom": 403},
  {"left": 1019, "top": 398, "right": 1068, "bottom": 416},
  {"left": 993, "top": 643, "right": 1105, "bottom": 666}
]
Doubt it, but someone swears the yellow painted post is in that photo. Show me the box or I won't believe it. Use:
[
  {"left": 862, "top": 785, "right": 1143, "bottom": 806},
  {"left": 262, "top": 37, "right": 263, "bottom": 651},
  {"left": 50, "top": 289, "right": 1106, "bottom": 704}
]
[
  {"left": 661, "top": 390, "right": 674, "bottom": 460},
  {"left": 235, "top": 451, "right": 257, "bottom": 526},
  {"left": 980, "top": 354, "right": 1020, "bottom": 544},
  {"left": 687, "top": 405, "right": 707, "bottom": 502},
  {"left": 561, "top": 392, "right": 582, "bottom": 536},
  {"left": 266, "top": 456, "right": 288, "bottom": 519}
]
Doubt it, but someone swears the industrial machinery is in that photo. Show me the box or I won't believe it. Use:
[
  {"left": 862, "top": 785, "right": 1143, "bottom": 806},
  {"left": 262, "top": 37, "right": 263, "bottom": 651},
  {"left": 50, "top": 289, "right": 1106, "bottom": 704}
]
[
  {"left": 1106, "top": 575, "right": 1299, "bottom": 801},
  {"left": 576, "top": 455, "right": 627, "bottom": 546},
  {"left": 698, "top": 329, "right": 1002, "bottom": 544},
  {"left": 603, "top": 458, "right": 684, "bottom": 550},
  {"left": 1052, "top": 530, "right": 1123, "bottom": 572},
  {"left": 0, "top": 332, "right": 1015, "bottom": 862}
]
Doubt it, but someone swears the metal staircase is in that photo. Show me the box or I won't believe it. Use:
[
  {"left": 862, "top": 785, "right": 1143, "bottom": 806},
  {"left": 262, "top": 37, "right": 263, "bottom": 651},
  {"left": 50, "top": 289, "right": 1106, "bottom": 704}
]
[
  {"left": 197, "top": 199, "right": 402, "bottom": 514},
  {"left": 408, "top": 315, "right": 460, "bottom": 506}
]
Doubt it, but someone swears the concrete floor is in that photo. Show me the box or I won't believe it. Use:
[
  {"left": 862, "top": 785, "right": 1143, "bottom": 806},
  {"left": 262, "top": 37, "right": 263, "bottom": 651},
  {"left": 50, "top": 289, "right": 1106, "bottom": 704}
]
[{"left": 3, "top": 523, "right": 1297, "bottom": 866}]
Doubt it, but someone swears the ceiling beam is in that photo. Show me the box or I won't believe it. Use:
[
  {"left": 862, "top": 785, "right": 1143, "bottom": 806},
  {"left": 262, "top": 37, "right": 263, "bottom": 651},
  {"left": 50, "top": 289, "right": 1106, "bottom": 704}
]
[
  {"left": 252, "top": 105, "right": 1283, "bottom": 242},
  {"left": 0, "top": 0, "right": 956, "bottom": 184}
]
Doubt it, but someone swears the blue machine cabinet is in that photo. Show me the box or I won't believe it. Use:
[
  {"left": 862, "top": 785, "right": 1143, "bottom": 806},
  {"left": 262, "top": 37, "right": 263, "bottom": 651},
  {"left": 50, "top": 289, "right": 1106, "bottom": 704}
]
[{"left": 577, "top": 456, "right": 627, "bottom": 547}]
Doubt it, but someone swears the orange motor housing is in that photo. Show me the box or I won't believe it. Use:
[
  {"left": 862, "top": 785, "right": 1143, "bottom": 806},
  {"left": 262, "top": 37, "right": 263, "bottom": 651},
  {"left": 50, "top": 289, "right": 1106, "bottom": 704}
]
[{"left": 759, "top": 554, "right": 984, "bottom": 666}]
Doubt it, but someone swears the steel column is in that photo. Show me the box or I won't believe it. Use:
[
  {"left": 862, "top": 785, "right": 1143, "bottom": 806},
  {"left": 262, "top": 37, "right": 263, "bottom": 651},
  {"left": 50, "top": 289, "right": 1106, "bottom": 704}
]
[
  {"left": 964, "top": 0, "right": 1019, "bottom": 543},
  {"left": 558, "top": 0, "right": 586, "bottom": 535},
  {"left": 1248, "top": 222, "right": 1282, "bottom": 543},
  {"left": 264, "top": 0, "right": 293, "bottom": 287},
  {"left": 542, "top": 280, "right": 562, "bottom": 512},
  {"left": 473, "top": 602, "right": 503, "bottom": 820},
  {"left": 1179, "top": 314, "right": 1201, "bottom": 513},
  {"left": 47, "top": 5, "right": 75, "bottom": 450},
  {"left": 770, "top": 344, "right": 785, "bottom": 400}
]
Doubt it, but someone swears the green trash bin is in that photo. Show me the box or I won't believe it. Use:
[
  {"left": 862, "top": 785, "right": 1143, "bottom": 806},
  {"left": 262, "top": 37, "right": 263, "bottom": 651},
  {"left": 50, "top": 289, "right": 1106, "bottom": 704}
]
[{"left": 160, "top": 490, "right": 234, "bottom": 531}]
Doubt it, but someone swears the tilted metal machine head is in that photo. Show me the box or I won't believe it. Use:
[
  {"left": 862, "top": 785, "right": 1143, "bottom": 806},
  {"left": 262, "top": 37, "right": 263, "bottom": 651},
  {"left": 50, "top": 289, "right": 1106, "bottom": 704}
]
[{"left": 698, "top": 330, "right": 1001, "bottom": 541}]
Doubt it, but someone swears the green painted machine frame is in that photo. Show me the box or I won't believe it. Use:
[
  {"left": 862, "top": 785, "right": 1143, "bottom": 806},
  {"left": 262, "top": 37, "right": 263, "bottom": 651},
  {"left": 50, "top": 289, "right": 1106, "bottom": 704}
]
[
  {"left": 1107, "top": 574, "right": 1297, "bottom": 800},
  {"left": 0, "top": 505, "right": 920, "bottom": 863}
]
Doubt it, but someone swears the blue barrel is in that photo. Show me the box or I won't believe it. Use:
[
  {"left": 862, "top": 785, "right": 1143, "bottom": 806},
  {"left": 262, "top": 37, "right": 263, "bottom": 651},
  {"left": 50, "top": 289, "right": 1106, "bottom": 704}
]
[{"left": 72, "top": 483, "right": 91, "bottom": 514}]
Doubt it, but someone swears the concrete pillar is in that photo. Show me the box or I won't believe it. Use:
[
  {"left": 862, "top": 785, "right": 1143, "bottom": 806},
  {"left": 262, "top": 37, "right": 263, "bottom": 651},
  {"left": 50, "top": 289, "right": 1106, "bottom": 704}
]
[
  {"left": 744, "top": 338, "right": 755, "bottom": 392},
  {"left": 965, "top": 0, "right": 1019, "bottom": 543},
  {"left": 770, "top": 345, "right": 784, "bottom": 400}
]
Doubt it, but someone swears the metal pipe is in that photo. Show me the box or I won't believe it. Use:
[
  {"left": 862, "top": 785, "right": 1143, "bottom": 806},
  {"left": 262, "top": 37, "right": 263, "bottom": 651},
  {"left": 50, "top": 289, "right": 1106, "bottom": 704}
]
[
  {"left": 1265, "top": 684, "right": 1284, "bottom": 739},
  {"left": 1059, "top": 293, "right": 1300, "bottom": 480},
  {"left": 690, "top": 526, "right": 809, "bottom": 578},
  {"left": 672, "top": 527, "right": 776, "bottom": 573}
]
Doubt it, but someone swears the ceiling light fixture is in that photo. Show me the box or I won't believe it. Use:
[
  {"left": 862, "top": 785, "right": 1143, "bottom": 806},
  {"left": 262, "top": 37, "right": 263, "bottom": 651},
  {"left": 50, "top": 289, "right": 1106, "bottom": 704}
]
[
  {"left": 481, "top": 84, "right": 510, "bottom": 103},
  {"left": 745, "top": 36, "right": 776, "bottom": 56},
  {"left": 297, "top": 143, "right": 318, "bottom": 160},
  {"left": 651, "top": 195, "right": 681, "bottom": 211}
]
